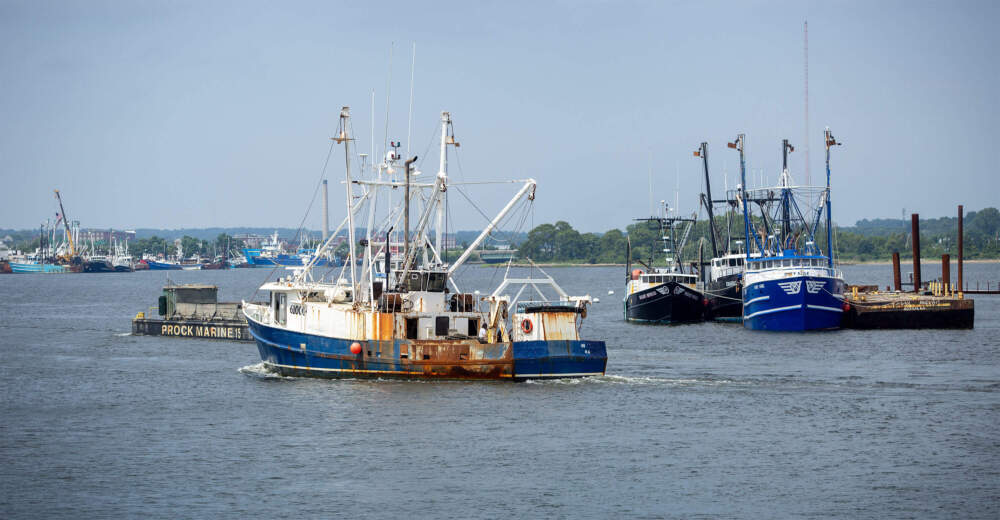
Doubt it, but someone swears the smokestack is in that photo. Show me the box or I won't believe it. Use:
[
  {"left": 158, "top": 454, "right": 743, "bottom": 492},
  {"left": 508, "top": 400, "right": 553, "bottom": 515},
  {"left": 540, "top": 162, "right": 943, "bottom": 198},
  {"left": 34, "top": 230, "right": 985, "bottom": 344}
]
[
  {"left": 322, "top": 179, "right": 329, "bottom": 241},
  {"left": 911, "top": 213, "right": 921, "bottom": 293}
]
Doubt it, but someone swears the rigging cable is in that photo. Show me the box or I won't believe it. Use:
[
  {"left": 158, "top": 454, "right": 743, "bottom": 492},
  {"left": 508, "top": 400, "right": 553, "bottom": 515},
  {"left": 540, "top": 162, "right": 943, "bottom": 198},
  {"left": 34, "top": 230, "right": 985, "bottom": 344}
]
[{"left": 248, "top": 136, "right": 337, "bottom": 302}]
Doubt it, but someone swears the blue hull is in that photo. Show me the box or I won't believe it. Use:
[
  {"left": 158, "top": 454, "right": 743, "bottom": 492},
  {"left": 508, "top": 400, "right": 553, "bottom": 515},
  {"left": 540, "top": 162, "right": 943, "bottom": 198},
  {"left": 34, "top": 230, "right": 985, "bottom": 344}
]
[
  {"left": 242, "top": 249, "right": 338, "bottom": 268},
  {"left": 743, "top": 274, "right": 845, "bottom": 331},
  {"left": 247, "top": 317, "right": 606, "bottom": 381},
  {"left": 511, "top": 340, "right": 608, "bottom": 380},
  {"left": 146, "top": 260, "right": 182, "bottom": 270},
  {"left": 10, "top": 262, "right": 69, "bottom": 274}
]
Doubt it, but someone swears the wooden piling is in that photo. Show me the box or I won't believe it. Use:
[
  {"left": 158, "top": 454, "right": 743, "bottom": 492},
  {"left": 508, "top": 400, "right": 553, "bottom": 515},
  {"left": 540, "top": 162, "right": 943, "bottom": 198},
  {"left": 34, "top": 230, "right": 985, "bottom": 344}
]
[
  {"left": 911, "top": 213, "right": 921, "bottom": 293},
  {"left": 942, "top": 254, "right": 950, "bottom": 293},
  {"left": 892, "top": 251, "right": 902, "bottom": 291},
  {"left": 958, "top": 205, "right": 964, "bottom": 292}
]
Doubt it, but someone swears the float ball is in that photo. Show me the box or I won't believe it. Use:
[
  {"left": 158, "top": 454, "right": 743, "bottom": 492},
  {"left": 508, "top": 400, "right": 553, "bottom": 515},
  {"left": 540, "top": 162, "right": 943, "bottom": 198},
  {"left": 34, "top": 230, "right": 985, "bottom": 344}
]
[{"left": 350, "top": 342, "right": 362, "bottom": 354}]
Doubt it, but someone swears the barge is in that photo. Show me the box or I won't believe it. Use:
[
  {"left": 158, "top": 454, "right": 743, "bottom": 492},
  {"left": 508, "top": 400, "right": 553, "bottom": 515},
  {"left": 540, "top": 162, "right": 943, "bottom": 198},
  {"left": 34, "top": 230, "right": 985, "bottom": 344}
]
[
  {"left": 132, "top": 284, "right": 253, "bottom": 342},
  {"left": 842, "top": 287, "right": 974, "bottom": 329}
]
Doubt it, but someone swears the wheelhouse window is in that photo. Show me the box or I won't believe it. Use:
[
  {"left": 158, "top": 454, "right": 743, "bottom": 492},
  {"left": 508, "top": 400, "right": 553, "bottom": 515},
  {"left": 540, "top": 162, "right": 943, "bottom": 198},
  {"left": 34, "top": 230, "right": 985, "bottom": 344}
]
[
  {"left": 273, "top": 292, "right": 287, "bottom": 325},
  {"left": 405, "top": 318, "right": 418, "bottom": 339},
  {"left": 435, "top": 316, "right": 449, "bottom": 337}
]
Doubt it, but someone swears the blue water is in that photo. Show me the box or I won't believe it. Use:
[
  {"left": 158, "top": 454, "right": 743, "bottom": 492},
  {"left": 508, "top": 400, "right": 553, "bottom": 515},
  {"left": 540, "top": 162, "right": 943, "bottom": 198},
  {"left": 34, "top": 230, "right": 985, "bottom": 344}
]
[{"left": 1, "top": 263, "right": 998, "bottom": 518}]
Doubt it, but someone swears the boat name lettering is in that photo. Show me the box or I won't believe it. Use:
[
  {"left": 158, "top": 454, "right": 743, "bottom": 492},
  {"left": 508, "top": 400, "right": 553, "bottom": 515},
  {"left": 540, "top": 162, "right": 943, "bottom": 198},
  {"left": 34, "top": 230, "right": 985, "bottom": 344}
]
[
  {"left": 289, "top": 303, "right": 306, "bottom": 316},
  {"left": 160, "top": 324, "right": 241, "bottom": 339}
]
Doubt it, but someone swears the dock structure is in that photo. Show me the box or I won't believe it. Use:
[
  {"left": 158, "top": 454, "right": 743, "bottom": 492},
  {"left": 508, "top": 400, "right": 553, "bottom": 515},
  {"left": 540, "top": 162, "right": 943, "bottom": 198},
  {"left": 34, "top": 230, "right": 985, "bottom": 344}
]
[
  {"left": 842, "top": 287, "right": 974, "bottom": 329},
  {"left": 132, "top": 284, "right": 253, "bottom": 342},
  {"left": 847, "top": 205, "right": 978, "bottom": 329}
]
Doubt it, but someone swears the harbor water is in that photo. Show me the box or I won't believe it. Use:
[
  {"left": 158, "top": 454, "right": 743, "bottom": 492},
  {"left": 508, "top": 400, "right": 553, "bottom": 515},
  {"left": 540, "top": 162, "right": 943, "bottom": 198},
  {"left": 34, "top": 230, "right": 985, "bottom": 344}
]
[{"left": 1, "top": 263, "right": 998, "bottom": 518}]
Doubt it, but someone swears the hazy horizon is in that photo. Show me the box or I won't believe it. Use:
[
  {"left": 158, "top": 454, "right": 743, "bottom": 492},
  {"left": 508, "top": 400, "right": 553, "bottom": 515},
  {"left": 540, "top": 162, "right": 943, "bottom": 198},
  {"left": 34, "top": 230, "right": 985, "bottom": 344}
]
[{"left": 2, "top": 0, "right": 997, "bottom": 233}]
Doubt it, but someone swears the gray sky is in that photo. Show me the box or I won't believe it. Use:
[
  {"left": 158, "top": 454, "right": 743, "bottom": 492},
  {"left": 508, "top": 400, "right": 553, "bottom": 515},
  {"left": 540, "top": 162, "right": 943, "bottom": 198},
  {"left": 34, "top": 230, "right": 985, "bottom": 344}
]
[{"left": 1, "top": 0, "right": 997, "bottom": 233}]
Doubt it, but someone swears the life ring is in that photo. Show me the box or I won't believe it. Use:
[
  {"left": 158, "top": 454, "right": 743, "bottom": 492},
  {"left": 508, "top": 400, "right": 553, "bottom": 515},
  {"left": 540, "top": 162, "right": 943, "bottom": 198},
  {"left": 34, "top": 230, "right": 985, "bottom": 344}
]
[{"left": 520, "top": 318, "right": 533, "bottom": 334}]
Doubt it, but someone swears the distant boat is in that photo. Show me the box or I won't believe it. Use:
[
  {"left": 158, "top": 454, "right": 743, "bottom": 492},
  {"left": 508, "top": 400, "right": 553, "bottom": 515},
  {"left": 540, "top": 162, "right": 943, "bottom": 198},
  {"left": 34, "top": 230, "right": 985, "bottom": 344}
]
[
  {"left": 145, "top": 259, "right": 183, "bottom": 270},
  {"left": 82, "top": 256, "right": 115, "bottom": 273},
  {"left": 200, "top": 257, "right": 229, "bottom": 270},
  {"left": 9, "top": 255, "right": 71, "bottom": 274},
  {"left": 242, "top": 240, "right": 339, "bottom": 267},
  {"left": 479, "top": 249, "right": 517, "bottom": 264}
]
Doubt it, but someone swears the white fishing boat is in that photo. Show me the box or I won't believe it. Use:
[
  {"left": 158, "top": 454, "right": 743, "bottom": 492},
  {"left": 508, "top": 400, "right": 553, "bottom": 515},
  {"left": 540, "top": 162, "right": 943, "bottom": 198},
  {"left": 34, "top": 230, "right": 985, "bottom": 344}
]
[{"left": 243, "top": 108, "right": 607, "bottom": 380}]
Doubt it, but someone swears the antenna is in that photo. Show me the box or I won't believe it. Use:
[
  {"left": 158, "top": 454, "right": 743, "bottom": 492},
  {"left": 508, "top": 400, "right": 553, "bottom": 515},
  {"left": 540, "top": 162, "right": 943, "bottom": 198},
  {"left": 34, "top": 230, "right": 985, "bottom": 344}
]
[
  {"left": 674, "top": 160, "right": 679, "bottom": 214},
  {"left": 648, "top": 150, "right": 653, "bottom": 216},
  {"left": 406, "top": 42, "right": 416, "bottom": 158},
  {"left": 382, "top": 43, "right": 393, "bottom": 160},
  {"left": 804, "top": 20, "right": 810, "bottom": 186}
]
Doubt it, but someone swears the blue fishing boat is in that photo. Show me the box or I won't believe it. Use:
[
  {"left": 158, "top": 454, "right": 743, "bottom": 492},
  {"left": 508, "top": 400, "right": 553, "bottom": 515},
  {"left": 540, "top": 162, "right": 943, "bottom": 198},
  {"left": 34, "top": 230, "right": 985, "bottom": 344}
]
[
  {"left": 10, "top": 259, "right": 70, "bottom": 274},
  {"left": 732, "top": 130, "right": 846, "bottom": 331},
  {"left": 242, "top": 233, "right": 338, "bottom": 267},
  {"left": 145, "top": 259, "right": 183, "bottom": 270},
  {"left": 243, "top": 108, "right": 606, "bottom": 380}
]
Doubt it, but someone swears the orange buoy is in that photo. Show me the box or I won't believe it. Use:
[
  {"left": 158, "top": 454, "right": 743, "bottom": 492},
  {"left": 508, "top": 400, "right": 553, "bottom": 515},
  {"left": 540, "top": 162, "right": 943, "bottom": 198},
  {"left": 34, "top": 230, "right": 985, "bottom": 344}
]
[
  {"left": 350, "top": 342, "right": 362, "bottom": 354},
  {"left": 631, "top": 269, "right": 642, "bottom": 280}
]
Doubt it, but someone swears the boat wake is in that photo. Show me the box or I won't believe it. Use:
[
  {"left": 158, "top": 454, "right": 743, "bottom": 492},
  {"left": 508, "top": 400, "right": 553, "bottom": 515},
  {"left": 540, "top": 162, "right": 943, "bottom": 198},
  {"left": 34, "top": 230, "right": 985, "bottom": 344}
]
[
  {"left": 238, "top": 362, "right": 285, "bottom": 379},
  {"left": 526, "top": 374, "right": 734, "bottom": 386}
]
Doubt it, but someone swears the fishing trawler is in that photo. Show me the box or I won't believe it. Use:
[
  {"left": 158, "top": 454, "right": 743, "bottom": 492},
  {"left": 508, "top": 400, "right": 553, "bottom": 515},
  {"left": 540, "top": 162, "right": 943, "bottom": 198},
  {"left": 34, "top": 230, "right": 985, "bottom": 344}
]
[
  {"left": 243, "top": 108, "right": 607, "bottom": 380},
  {"left": 623, "top": 204, "right": 705, "bottom": 324},
  {"left": 694, "top": 142, "right": 746, "bottom": 321},
  {"left": 732, "top": 131, "right": 845, "bottom": 331}
]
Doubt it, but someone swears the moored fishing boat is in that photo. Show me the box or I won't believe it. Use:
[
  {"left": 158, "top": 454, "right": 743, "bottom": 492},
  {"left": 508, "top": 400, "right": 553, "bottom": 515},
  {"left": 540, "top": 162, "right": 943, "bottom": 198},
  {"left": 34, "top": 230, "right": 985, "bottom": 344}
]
[
  {"left": 9, "top": 254, "right": 72, "bottom": 274},
  {"left": 82, "top": 256, "right": 115, "bottom": 273},
  {"left": 145, "top": 258, "right": 183, "bottom": 270},
  {"left": 243, "top": 108, "right": 606, "bottom": 380},
  {"left": 732, "top": 131, "right": 845, "bottom": 331},
  {"left": 693, "top": 142, "right": 747, "bottom": 321},
  {"left": 624, "top": 204, "right": 705, "bottom": 324}
]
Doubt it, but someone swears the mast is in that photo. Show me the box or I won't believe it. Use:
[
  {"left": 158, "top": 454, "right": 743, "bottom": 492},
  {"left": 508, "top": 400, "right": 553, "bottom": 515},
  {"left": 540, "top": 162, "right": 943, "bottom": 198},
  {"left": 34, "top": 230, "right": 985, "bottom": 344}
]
[
  {"left": 435, "top": 112, "right": 449, "bottom": 259},
  {"left": 435, "top": 111, "right": 459, "bottom": 260},
  {"left": 781, "top": 139, "right": 794, "bottom": 248},
  {"left": 824, "top": 127, "right": 840, "bottom": 268},
  {"left": 729, "top": 134, "right": 758, "bottom": 260},
  {"left": 332, "top": 107, "right": 357, "bottom": 292},
  {"left": 804, "top": 21, "right": 810, "bottom": 186},
  {"left": 404, "top": 155, "right": 418, "bottom": 272},
  {"left": 696, "top": 142, "right": 718, "bottom": 258}
]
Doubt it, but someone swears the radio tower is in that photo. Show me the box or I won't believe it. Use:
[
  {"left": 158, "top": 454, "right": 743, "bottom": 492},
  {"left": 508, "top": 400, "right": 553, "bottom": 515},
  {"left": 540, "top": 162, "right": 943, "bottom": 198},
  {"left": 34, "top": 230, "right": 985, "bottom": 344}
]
[{"left": 804, "top": 21, "right": 811, "bottom": 186}]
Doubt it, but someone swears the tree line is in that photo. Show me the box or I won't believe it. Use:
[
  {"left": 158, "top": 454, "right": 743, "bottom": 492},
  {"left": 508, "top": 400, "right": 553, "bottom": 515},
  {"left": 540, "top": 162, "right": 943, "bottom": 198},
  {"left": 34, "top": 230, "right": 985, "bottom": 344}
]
[{"left": 515, "top": 207, "right": 1000, "bottom": 264}]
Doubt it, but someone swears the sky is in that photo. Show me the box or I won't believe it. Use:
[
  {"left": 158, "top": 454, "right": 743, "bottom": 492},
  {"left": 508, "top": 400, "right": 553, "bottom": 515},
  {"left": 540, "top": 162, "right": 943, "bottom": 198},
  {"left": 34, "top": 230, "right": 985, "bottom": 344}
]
[{"left": 1, "top": 0, "right": 997, "bottom": 234}]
